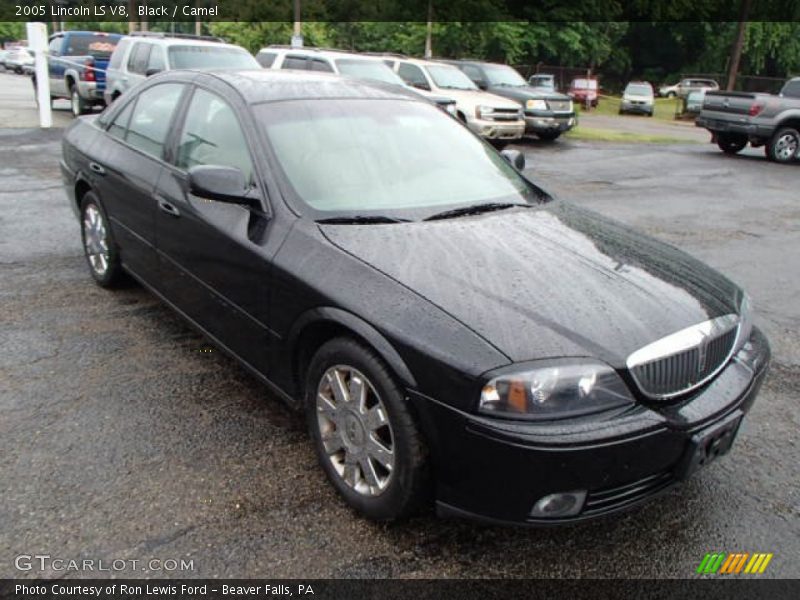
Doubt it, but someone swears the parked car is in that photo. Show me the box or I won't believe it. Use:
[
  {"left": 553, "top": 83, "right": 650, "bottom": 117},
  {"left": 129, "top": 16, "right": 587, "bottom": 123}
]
[
  {"left": 696, "top": 77, "right": 800, "bottom": 163},
  {"left": 528, "top": 73, "right": 556, "bottom": 92},
  {"left": 61, "top": 69, "right": 769, "bottom": 525},
  {"left": 5, "top": 47, "right": 34, "bottom": 74},
  {"left": 568, "top": 77, "right": 599, "bottom": 107},
  {"left": 36, "top": 31, "right": 122, "bottom": 116},
  {"left": 684, "top": 89, "right": 707, "bottom": 115},
  {"left": 104, "top": 32, "right": 258, "bottom": 105},
  {"left": 658, "top": 82, "right": 679, "bottom": 98},
  {"left": 0, "top": 49, "right": 10, "bottom": 69},
  {"left": 387, "top": 57, "right": 525, "bottom": 142},
  {"left": 446, "top": 60, "right": 575, "bottom": 141},
  {"left": 619, "top": 81, "right": 655, "bottom": 116},
  {"left": 255, "top": 46, "right": 457, "bottom": 115},
  {"left": 676, "top": 78, "right": 719, "bottom": 99}
]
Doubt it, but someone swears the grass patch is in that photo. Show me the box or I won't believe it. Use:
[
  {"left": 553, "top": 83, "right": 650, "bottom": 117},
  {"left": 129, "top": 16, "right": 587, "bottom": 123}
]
[
  {"left": 576, "top": 95, "right": 683, "bottom": 121},
  {"left": 565, "top": 126, "right": 693, "bottom": 144}
]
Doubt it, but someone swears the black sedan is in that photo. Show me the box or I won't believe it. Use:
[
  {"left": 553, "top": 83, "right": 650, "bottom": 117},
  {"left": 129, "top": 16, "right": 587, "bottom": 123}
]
[{"left": 60, "top": 70, "right": 770, "bottom": 525}]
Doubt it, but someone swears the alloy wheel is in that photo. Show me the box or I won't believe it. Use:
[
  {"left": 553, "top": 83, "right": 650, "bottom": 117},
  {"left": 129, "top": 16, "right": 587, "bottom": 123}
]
[
  {"left": 774, "top": 132, "right": 798, "bottom": 161},
  {"left": 83, "top": 204, "right": 109, "bottom": 276},
  {"left": 315, "top": 365, "right": 395, "bottom": 497}
]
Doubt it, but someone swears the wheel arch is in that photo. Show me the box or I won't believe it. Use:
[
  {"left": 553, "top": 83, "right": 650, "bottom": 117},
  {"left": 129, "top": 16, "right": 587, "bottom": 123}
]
[
  {"left": 774, "top": 115, "right": 800, "bottom": 133},
  {"left": 74, "top": 176, "right": 93, "bottom": 211},
  {"left": 288, "top": 307, "right": 418, "bottom": 399}
]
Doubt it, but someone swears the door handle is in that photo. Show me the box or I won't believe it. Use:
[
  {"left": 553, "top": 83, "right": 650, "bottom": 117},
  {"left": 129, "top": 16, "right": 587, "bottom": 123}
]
[
  {"left": 157, "top": 197, "right": 181, "bottom": 218},
  {"left": 88, "top": 161, "right": 106, "bottom": 176}
]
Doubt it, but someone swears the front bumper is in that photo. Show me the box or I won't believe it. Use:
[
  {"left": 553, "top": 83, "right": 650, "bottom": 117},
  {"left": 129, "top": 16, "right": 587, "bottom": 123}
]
[
  {"left": 524, "top": 113, "right": 576, "bottom": 134},
  {"left": 467, "top": 118, "right": 525, "bottom": 140},
  {"left": 621, "top": 101, "right": 653, "bottom": 114},
  {"left": 411, "top": 327, "right": 770, "bottom": 526}
]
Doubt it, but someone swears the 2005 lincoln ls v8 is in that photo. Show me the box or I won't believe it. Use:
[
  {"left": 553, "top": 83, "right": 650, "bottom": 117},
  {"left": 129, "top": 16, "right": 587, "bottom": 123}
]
[{"left": 61, "top": 70, "right": 770, "bottom": 525}]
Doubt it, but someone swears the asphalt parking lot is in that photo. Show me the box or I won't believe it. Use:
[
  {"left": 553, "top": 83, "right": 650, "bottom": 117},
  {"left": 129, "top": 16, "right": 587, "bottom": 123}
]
[{"left": 1, "top": 75, "right": 798, "bottom": 579}]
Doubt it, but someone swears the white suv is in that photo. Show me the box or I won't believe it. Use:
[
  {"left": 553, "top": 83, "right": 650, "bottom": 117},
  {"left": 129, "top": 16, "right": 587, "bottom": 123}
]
[
  {"left": 387, "top": 57, "right": 525, "bottom": 142},
  {"left": 255, "top": 46, "right": 457, "bottom": 115},
  {"left": 104, "top": 32, "right": 259, "bottom": 104}
]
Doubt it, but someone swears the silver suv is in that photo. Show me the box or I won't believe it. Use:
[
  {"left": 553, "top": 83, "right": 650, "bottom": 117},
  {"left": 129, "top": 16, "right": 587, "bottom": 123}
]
[
  {"left": 104, "top": 32, "right": 258, "bottom": 105},
  {"left": 255, "top": 46, "right": 457, "bottom": 115}
]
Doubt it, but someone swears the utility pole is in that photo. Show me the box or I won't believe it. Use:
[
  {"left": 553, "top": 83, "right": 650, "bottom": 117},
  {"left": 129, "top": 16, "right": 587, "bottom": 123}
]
[
  {"left": 726, "top": 0, "right": 751, "bottom": 91},
  {"left": 293, "top": 0, "right": 302, "bottom": 47},
  {"left": 128, "top": 0, "right": 137, "bottom": 33},
  {"left": 424, "top": 0, "right": 433, "bottom": 58}
]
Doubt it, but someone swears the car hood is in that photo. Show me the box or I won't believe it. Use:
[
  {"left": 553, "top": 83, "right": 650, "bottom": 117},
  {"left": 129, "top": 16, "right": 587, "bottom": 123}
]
[
  {"left": 320, "top": 202, "right": 742, "bottom": 367},
  {"left": 437, "top": 88, "right": 522, "bottom": 110},
  {"left": 488, "top": 85, "right": 571, "bottom": 102}
]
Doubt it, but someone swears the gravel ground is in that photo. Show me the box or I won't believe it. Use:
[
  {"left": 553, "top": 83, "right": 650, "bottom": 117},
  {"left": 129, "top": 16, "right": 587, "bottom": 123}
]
[{"left": 0, "top": 100, "right": 798, "bottom": 579}]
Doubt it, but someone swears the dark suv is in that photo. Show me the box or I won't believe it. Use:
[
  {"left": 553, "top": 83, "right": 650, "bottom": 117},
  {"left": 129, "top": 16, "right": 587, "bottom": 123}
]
[{"left": 446, "top": 60, "right": 576, "bottom": 141}]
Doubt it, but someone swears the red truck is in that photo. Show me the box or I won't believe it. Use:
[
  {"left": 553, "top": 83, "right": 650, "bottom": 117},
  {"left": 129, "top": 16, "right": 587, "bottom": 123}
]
[{"left": 569, "top": 77, "right": 599, "bottom": 108}]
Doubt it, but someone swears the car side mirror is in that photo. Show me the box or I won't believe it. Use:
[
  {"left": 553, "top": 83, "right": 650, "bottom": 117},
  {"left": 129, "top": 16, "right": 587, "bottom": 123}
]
[
  {"left": 412, "top": 81, "right": 431, "bottom": 91},
  {"left": 500, "top": 149, "right": 525, "bottom": 171},
  {"left": 188, "top": 165, "right": 255, "bottom": 206},
  {"left": 475, "top": 79, "right": 488, "bottom": 90},
  {"left": 145, "top": 67, "right": 162, "bottom": 77}
]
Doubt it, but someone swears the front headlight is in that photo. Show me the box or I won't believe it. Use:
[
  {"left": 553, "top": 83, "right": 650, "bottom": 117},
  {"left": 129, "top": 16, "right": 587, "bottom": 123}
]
[
  {"left": 735, "top": 293, "right": 753, "bottom": 352},
  {"left": 479, "top": 360, "right": 634, "bottom": 420},
  {"left": 476, "top": 105, "right": 495, "bottom": 119},
  {"left": 525, "top": 99, "right": 548, "bottom": 111}
]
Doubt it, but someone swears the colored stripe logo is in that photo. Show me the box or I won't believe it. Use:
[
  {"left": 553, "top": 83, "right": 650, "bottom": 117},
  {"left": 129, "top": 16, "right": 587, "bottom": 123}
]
[{"left": 697, "top": 552, "right": 773, "bottom": 574}]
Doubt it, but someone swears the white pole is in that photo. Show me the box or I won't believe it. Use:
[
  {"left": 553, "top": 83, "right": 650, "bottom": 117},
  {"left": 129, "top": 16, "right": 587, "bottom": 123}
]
[{"left": 26, "top": 22, "right": 52, "bottom": 129}]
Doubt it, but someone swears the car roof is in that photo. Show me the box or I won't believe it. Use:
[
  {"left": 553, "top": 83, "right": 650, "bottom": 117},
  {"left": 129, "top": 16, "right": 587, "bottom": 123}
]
[
  {"left": 121, "top": 35, "right": 243, "bottom": 50},
  {"left": 257, "top": 47, "right": 387, "bottom": 63},
  {"left": 188, "top": 69, "right": 423, "bottom": 104},
  {"left": 395, "top": 57, "right": 457, "bottom": 69}
]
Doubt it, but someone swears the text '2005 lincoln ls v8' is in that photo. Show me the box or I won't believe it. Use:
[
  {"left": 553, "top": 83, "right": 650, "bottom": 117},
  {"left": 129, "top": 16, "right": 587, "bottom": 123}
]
[{"left": 60, "top": 70, "right": 770, "bottom": 525}]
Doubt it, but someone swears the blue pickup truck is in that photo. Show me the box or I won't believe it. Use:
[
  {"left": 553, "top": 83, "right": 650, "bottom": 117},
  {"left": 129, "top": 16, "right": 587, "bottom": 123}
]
[{"left": 35, "top": 31, "right": 122, "bottom": 116}]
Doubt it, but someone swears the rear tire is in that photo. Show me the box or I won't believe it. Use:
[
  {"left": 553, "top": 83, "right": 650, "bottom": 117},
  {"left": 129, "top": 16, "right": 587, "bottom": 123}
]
[
  {"left": 305, "top": 337, "right": 429, "bottom": 521},
  {"left": 80, "top": 192, "right": 125, "bottom": 288},
  {"left": 716, "top": 133, "right": 748, "bottom": 155},
  {"left": 71, "top": 85, "right": 89, "bottom": 117},
  {"left": 765, "top": 127, "right": 799, "bottom": 164}
]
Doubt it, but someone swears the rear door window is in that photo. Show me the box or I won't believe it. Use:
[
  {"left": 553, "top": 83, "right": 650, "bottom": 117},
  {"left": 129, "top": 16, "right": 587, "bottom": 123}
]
[
  {"left": 781, "top": 80, "right": 800, "bottom": 98},
  {"left": 108, "top": 38, "right": 130, "bottom": 70},
  {"left": 310, "top": 59, "right": 333, "bottom": 72},
  {"left": 397, "top": 63, "right": 427, "bottom": 87},
  {"left": 281, "top": 56, "right": 308, "bottom": 70}
]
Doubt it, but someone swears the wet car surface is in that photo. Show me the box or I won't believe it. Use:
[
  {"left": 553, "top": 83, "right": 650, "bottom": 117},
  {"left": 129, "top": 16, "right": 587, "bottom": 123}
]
[{"left": 1, "top": 127, "right": 798, "bottom": 578}]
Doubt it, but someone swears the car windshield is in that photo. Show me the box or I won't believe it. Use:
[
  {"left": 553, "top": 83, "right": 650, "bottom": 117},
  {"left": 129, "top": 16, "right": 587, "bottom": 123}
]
[
  {"left": 335, "top": 59, "right": 405, "bottom": 85},
  {"left": 168, "top": 46, "right": 259, "bottom": 70},
  {"left": 66, "top": 35, "right": 118, "bottom": 58},
  {"left": 256, "top": 99, "right": 540, "bottom": 217},
  {"left": 625, "top": 84, "right": 652, "bottom": 96},
  {"left": 572, "top": 79, "right": 597, "bottom": 90},
  {"left": 482, "top": 64, "right": 527, "bottom": 87},
  {"left": 426, "top": 65, "right": 478, "bottom": 90}
]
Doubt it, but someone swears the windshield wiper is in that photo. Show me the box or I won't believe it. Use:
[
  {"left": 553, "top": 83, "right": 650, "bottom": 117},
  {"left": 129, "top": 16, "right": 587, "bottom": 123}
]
[
  {"left": 424, "top": 203, "right": 525, "bottom": 221},
  {"left": 316, "top": 215, "right": 410, "bottom": 225}
]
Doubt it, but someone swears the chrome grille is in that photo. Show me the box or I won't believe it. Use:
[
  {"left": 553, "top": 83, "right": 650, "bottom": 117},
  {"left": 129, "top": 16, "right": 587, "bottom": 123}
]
[
  {"left": 627, "top": 314, "right": 740, "bottom": 399},
  {"left": 547, "top": 99, "right": 572, "bottom": 112},
  {"left": 488, "top": 108, "right": 522, "bottom": 122}
]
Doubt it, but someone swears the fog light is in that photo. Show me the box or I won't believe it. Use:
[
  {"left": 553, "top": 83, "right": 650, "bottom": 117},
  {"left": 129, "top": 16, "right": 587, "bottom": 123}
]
[{"left": 530, "top": 491, "right": 587, "bottom": 518}]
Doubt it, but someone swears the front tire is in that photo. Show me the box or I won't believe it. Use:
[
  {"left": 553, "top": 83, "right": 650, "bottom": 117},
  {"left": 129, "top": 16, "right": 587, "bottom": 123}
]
[
  {"left": 717, "top": 133, "right": 748, "bottom": 155},
  {"left": 765, "top": 127, "right": 799, "bottom": 164},
  {"left": 305, "top": 337, "right": 429, "bottom": 521},
  {"left": 80, "top": 192, "right": 124, "bottom": 288}
]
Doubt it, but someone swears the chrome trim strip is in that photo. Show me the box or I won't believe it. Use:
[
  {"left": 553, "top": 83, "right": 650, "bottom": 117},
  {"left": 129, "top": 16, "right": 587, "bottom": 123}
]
[{"left": 627, "top": 314, "right": 740, "bottom": 400}]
